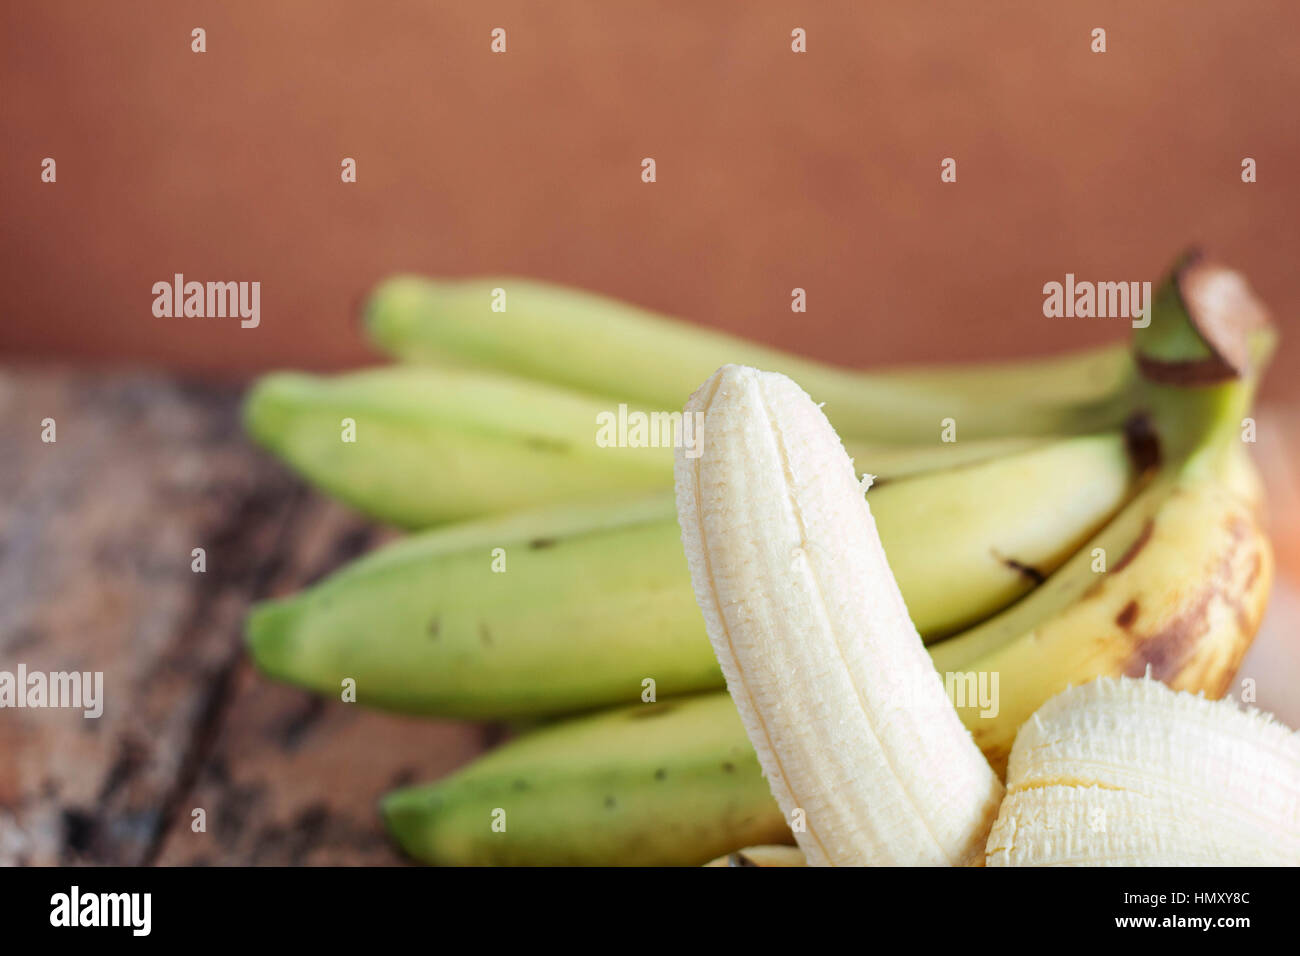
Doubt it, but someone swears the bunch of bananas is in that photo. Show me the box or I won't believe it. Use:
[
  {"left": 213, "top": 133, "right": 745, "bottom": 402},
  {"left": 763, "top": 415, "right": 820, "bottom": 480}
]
[
  {"left": 674, "top": 362, "right": 1295, "bottom": 866},
  {"left": 243, "top": 250, "right": 1279, "bottom": 866}
]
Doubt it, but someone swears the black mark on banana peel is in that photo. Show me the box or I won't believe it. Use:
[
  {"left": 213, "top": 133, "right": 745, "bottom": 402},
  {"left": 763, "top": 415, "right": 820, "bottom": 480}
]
[
  {"left": 628, "top": 703, "right": 678, "bottom": 719},
  {"left": 528, "top": 537, "right": 557, "bottom": 549},
  {"left": 991, "top": 549, "right": 1045, "bottom": 585},
  {"left": 728, "top": 852, "right": 760, "bottom": 867},
  {"left": 478, "top": 622, "right": 492, "bottom": 646},
  {"left": 654, "top": 768, "right": 667, "bottom": 781},
  {"left": 721, "top": 761, "right": 736, "bottom": 773},
  {"left": 427, "top": 616, "right": 440, "bottom": 639},
  {"left": 1111, "top": 519, "right": 1155, "bottom": 574},
  {"left": 604, "top": 795, "right": 617, "bottom": 809},
  {"left": 1122, "top": 412, "right": 1162, "bottom": 475}
]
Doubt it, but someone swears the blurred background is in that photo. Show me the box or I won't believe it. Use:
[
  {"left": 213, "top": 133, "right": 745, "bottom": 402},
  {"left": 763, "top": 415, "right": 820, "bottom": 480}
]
[
  {"left": 2, "top": 1, "right": 1298, "bottom": 387},
  {"left": 0, "top": 1, "right": 1297, "bottom": 865}
]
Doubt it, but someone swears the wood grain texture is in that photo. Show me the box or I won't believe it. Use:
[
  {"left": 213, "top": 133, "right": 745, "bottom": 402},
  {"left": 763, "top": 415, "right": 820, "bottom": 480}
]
[{"left": 0, "top": 369, "right": 485, "bottom": 865}]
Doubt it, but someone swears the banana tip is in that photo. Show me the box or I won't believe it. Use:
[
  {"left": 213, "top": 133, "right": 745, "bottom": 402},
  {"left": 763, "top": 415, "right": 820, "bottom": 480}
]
[
  {"left": 379, "top": 788, "right": 433, "bottom": 859},
  {"left": 240, "top": 373, "right": 306, "bottom": 450},
  {"left": 243, "top": 600, "right": 296, "bottom": 679}
]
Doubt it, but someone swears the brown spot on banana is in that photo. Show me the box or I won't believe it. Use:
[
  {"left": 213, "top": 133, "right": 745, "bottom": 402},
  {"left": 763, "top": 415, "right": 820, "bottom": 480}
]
[
  {"left": 1244, "top": 551, "right": 1262, "bottom": 592},
  {"left": 1123, "top": 589, "right": 1214, "bottom": 682},
  {"left": 1124, "top": 513, "right": 1271, "bottom": 692},
  {"left": 1115, "top": 600, "right": 1139, "bottom": 629}
]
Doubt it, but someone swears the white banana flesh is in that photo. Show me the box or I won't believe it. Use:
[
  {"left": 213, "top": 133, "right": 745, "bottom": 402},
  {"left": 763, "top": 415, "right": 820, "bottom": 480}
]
[
  {"left": 987, "top": 676, "right": 1300, "bottom": 866},
  {"left": 674, "top": 364, "right": 1004, "bottom": 866}
]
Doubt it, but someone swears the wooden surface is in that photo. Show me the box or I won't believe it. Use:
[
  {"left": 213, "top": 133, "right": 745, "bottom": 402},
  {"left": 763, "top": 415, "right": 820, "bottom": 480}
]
[{"left": 0, "top": 369, "right": 485, "bottom": 865}]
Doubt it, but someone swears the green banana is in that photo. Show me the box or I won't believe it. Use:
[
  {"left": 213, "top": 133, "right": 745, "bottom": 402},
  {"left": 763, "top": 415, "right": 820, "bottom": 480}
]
[
  {"left": 242, "top": 366, "right": 670, "bottom": 526},
  {"left": 242, "top": 364, "right": 1093, "bottom": 528},
  {"left": 246, "top": 429, "right": 1139, "bottom": 717},
  {"left": 380, "top": 381, "right": 1271, "bottom": 868},
  {"left": 364, "top": 276, "right": 1137, "bottom": 442},
  {"left": 249, "top": 493, "right": 716, "bottom": 717},
  {"left": 381, "top": 693, "right": 790, "bottom": 866},
  {"left": 872, "top": 430, "right": 1137, "bottom": 636}
]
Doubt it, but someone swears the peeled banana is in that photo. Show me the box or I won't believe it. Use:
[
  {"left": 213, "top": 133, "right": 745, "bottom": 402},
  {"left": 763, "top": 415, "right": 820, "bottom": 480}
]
[
  {"left": 674, "top": 364, "right": 1004, "bottom": 865},
  {"left": 986, "top": 676, "right": 1300, "bottom": 866}
]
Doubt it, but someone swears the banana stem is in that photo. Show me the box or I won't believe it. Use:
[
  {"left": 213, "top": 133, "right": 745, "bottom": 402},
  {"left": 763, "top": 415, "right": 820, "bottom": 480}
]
[{"left": 1129, "top": 252, "right": 1275, "bottom": 480}]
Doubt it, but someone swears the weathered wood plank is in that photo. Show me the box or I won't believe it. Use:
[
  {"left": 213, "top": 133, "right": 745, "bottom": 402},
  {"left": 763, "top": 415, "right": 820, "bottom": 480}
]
[
  {"left": 151, "top": 488, "right": 487, "bottom": 866},
  {"left": 0, "top": 369, "right": 485, "bottom": 865}
]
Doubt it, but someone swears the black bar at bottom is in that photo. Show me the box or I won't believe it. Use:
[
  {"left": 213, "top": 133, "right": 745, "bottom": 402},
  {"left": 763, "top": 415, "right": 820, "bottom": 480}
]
[{"left": 0, "top": 865, "right": 1282, "bottom": 942}]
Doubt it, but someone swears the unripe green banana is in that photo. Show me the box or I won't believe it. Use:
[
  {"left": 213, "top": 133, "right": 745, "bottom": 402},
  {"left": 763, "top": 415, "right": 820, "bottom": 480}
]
[
  {"left": 242, "top": 365, "right": 1091, "bottom": 528},
  {"left": 364, "top": 275, "right": 1137, "bottom": 442},
  {"left": 242, "top": 366, "right": 671, "bottom": 526},
  {"left": 872, "top": 430, "right": 1137, "bottom": 637},
  {"left": 246, "top": 430, "right": 1137, "bottom": 717},
  {"left": 249, "top": 494, "right": 717, "bottom": 718},
  {"left": 381, "top": 694, "right": 790, "bottom": 866},
  {"left": 372, "top": 390, "right": 1270, "bottom": 867}
]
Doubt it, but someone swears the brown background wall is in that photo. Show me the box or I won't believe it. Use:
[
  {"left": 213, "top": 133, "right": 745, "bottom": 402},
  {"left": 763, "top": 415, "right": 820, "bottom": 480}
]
[{"left": 2, "top": 1, "right": 1297, "bottom": 396}]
